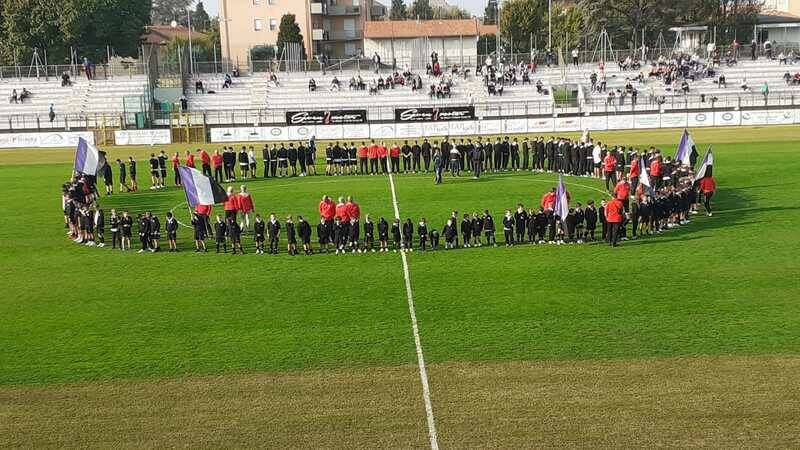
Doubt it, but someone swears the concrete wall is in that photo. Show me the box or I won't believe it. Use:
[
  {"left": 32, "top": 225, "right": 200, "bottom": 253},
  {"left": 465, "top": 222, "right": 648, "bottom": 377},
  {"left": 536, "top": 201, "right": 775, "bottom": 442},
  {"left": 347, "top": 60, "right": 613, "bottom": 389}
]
[{"left": 364, "top": 36, "right": 478, "bottom": 69}]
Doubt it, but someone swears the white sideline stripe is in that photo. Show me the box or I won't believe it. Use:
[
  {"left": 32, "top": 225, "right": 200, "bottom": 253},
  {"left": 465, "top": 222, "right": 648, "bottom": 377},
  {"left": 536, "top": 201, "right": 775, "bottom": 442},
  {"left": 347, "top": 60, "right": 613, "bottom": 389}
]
[{"left": 386, "top": 168, "right": 439, "bottom": 450}]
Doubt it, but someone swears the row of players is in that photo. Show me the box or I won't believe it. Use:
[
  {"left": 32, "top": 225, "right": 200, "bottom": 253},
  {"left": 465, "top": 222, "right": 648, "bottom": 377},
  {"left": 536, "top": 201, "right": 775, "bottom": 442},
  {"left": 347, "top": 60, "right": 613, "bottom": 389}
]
[
  {"left": 99, "top": 136, "right": 688, "bottom": 193},
  {"left": 68, "top": 187, "right": 700, "bottom": 254}
]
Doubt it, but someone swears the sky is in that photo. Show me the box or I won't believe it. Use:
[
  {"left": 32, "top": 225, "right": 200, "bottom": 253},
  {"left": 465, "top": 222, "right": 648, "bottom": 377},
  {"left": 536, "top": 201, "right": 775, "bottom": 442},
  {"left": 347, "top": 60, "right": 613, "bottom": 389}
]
[{"left": 198, "top": 0, "right": 488, "bottom": 18}]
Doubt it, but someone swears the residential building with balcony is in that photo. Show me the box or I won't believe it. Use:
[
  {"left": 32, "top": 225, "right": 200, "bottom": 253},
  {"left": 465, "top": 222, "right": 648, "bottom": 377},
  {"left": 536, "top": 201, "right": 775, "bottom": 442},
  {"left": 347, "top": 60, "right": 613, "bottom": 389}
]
[{"left": 219, "top": 0, "right": 386, "bottom": 67}]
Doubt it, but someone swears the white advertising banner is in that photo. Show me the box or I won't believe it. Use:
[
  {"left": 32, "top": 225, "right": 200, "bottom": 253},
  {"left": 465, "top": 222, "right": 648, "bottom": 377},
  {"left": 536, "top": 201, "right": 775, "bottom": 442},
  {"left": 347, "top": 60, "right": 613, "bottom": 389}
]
[
  {"left": 713, "top": 111, "right": 740, "bottom": 127},
  {"left": 423, "top": 122, "right": 450, "bottom": 137},
  {"left": 582, "top": 115, "right": 607, "bottom": 131},
  {"left": 449, "top": 120, "right": 477, "bottom": 136},
  {"left": 767, "top": 109, "right": 795, "bottom": 125},
  {"left": 396, "top": 122, "right": 424, "bottom": 138},
  {"left": 503, "top": 118, "right": 528, "bottom": 134},
  {"left": 312, "top": 125, "right": 343, "bottom": 140},
  {"left": 740, "top": 110, "right": 768, "bottom": 126},
  {"left": 478, "top": 120, "right": 503, "bottom": 135},
  {"left": 633, "top": 114, "right": 661, "bottom": 130},
  {"left": 287, "top": 125, "right": 315, "bottom": 141},
  {"left": 796, "top": 109, "right": 800, "bottom": 124},
  {"left": 606, "top": 115, "right": 630, "bottom": 130},
  {"left": 114, "top": 129, "right": 171, "bottom": 146},
  {"left": 341, "top": 123, "right": 371, "bottom": 140},
  {"left": 687, "top": 112, "right": 714, "bottom": 127},
  {"left": 370, "top": 123, "right": 396, "bottom": 139},
  {"left": 554, "top": 116, "right": 581, "bottom": 131},
  {"left": 0, "top": 131, "right": 95, "bottom": 149},
  {"left": 527, "top": 117, "right": 555, "bottom": 133},
  {"left": 660, "top": 113, "right": 688, "bottom": 129}
]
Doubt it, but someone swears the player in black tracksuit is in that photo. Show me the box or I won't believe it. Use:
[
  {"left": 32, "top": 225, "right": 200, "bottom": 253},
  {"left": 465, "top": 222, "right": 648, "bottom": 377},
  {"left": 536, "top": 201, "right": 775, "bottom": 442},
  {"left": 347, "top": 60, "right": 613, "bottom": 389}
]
[
  {"left": 391, "top": 219, "right": 402, "bottom": 251},
  {"left": 417, "top": 219, "right": 428, "bottom": 251},
  {"left": 483, "top": 211, "right": 496, "bottom": 246},
  {"left": 298, "top": 216, "right": 312, "bottom": 255},
  {"left": 471, "top": 212, "right": 483, "bottom": 247},
  {"left": 317, "top": 217, "right": 330, "bottom": 253},
  {"left": 526, "top": 209, "right": 536, "bottom": 243},
  {"left": 502, "top": 211, "right": 514, "bottom": 246},
  {"left": 254, "top": 215, "right": 266, "bottom": 254},
  {"left": 401, "top": 218, "right": 414, "bottom": 251},
  {"left": 268, "top": 215, "right": 281, "bottom": 254},
  {"left": 286, "top": 217, "right": 297, "bottom": 255},
  {"left": 214, "top": 216, "right": 228, "bottom": 253},
  {"left": 363, "top": 216, "right": 375, "bottom": 252},
  {"left": 378, "top": 217, "right": 389, "bottom": 252},
  {"left": 138, "top": 214, "right": 151, "bottom": 252},
  {"left": 166, "top": 211, "right": 178, "bottom": 252},
  {"left": 513, "top": 206, "right": 527, "bottom": 244},
  {"left": 585, "top": 201, "right": 598, "bottom": 241},
  {"left": 460, "top": 214, "right": 472, "bottom": 248},
  {"left": 228, "top": 218, "right": 244, "bottom": 254}
]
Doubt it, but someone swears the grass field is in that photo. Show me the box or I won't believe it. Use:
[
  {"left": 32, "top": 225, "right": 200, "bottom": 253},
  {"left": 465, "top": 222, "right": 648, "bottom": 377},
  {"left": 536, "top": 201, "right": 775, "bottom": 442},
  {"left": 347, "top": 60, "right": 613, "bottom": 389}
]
[{"left": 1, "top": 125, "right": 799, "bottom": 448}]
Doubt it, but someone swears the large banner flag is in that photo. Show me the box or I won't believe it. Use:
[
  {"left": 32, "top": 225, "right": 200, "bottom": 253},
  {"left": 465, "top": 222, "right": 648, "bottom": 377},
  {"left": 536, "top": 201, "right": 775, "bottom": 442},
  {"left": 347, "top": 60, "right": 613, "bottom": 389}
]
[
  {"left": 178, "top": 166, "right": 227, "bottom": 208},
  {"left": 73, "top": 137, "right": 105, "bottom": 176},
  {"left": 554, "top": 174, "right": 569, "bottom": 222},
  {"left": 674, "top": 129, "right": 695, "bottom": 166},
  {"left": 694, "top": 147, "right": 714, "bottom": 182}
]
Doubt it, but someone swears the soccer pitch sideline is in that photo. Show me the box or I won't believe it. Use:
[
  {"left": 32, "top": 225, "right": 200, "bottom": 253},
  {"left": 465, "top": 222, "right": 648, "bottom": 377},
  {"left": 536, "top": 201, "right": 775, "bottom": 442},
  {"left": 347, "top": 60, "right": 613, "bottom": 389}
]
[{"left": 1, "top": 126, "right": 799, "bottom": 448}]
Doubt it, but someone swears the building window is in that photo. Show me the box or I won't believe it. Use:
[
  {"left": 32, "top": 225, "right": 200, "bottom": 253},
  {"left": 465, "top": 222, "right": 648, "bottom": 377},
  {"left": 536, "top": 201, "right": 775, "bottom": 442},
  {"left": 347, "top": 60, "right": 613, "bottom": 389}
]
[
  {"left": 254, "top": 19, "right": 263, "bottom": 31},
  {"left": 253, "top": 0, "right": 260, "bottom": 5},
  {"left": 269, "top": 19, "right": 278, "bottom": 31},
  {"left": 268, "top": 0, "right": 277, "bottom": 4}
]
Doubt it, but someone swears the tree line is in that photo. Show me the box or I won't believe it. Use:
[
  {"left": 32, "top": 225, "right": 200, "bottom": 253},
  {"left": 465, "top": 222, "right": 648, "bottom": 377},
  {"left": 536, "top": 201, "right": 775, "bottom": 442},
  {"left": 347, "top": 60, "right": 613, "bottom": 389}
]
[{"left": 0, "top": 0, "right": 216, "bottom": 67}]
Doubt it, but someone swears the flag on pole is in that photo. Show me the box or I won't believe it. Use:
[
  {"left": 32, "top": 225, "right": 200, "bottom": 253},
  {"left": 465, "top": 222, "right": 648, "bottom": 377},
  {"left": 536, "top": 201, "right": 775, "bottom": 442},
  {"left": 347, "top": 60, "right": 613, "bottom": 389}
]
[
  {"left": 73, "top": 137, "right": 105, "bottom": 176},
  {"left": 638, "top": 155, "right": 653, "bottom": 194},
  {"left": 694, "top": 147, "right": 714, "bottom": 182},
  {"left": 554, "top": 174, "right": 569, "bottom": 222},
  {"left": 674, "top": 129, "right": 695, "bottom": 166},
  {"left": 178, "top": 166, "right": 227, "bottom": 208}
]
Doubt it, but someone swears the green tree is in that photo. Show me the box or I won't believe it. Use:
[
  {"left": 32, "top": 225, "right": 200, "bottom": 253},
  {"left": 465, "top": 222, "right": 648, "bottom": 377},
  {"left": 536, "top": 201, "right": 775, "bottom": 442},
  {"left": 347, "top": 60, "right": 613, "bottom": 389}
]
[
  {"left": 409, "top": 0, "right": 433, "bottom": 20},
  {"left": 484, "top": 0, "right": 498, "bottom": 25},
  {"left": 192, "top": 1, "right": 211, "bottom": 32},
  {"left": 151, "top": 0, "right": 191, "bottom": 25},
  {"left": 551, "top": 5, "right": 585, "bottom": 52},
  {"left": 478, "top": 34, "right": 497, "bottom": 55},
  {"left": 498, "top": 0, "right": 547, "bottom": 54},
  {"left": 251, "top": 44, "right": 276, "bottom": 61},
  {"left": 390, "top": 0, "right": 407, "bottom": 20},
  {"left": 276, "top": 14, "right": 306, "bottom": 60},
  {"left": 434, "top": 6, "right": 471, "bottom": 19}
]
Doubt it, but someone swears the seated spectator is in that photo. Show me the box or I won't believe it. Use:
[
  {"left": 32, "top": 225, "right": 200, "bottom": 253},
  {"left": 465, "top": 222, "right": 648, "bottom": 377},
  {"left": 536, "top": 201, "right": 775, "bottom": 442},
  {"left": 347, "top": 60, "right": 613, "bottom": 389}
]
[
  {"left": 348, "top": 77, "right": 357, "bottom": 90},
  {"left": 487, "top": 80, "right": 496, "bottom": 96},
  {"left": 718, "top": 74, "right": 726, "bottom": 88},
  {"left": 535, "top": 80, "right": 543, "bottom": 94},
  {"left": 19, "top": 88, "right": 31, "bottom": 102},
  {"left": 232, "top": 67, "right": 240, "bottom": 77},
  {"left": 195, "top": 80, "right": 205, "bottom": 94},
  {"left": 741, "top": 78, "right": 749, "bottom": 91},
  {"left": 522, "top": 71, "right": 531, "bottom": 85},
  {"left": 496, "top": 84, "right": 504, "bottom": 96},
  {"left": 778, "top": 52, "right": 787, "bottom": 65},
  {"left": 429, "top": 84, "right": 437, "bottom": 98},
  {"left": 357, "top": 75, "right": 365, "bottom": 90},
  {"left": 61, "top": 72, "right": 72, "bottom": 87},
  {"left": 267, "top": 72, "right": 280, "bottom": 87},
  {"left": 223, "top": 74, "right": 232, "bottom": 88},
  {"left": 308, "top": 78, "right": 317, "bottom": 92},
  {"left": 793, "top": 72, "right": 800, "bottom": 85},
  {"left": 783, "top": 72, "right": 792, "bottom": 85},
  {"left": 9, "top": 89, "right": 17, "bottom": 104},
  {"left": 368, "top": 81, "right": 378, "bottom": 95},
  {"left": 329, "top": 76, "right": 341, "bottom": 92},
  {"left": 377, "top": 77, "right": 385, "bottom": 89},
  {"left": 681, "top": 80, "right": 690, "bottom": 94}
]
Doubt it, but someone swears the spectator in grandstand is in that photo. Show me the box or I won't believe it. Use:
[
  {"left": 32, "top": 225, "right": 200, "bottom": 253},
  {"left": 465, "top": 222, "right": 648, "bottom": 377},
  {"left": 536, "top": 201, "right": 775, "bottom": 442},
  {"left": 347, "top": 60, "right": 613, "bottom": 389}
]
[
  {"left": 778, "top": 52, "right": 788, "bottom": 65},
  {"left": 329, "top": 76, "right": 341, "bottom": 91},
  {"left": 49, "top": 104, "right": 55, "bottom": 123},
  {"left": 195, "top": 80, "right": 205, "bottom": 94},
  {"left": 232, "top": 67, "right": 240, "bottom": 77},
  {"left": 9, "top": 89, "right": 17, "bottom": 104},
  {"left": 61, "top": 72, "right": 72, "bottom": 87},
  {"left": 718, "top": 74, "right": 727, "bottom": 88},
  {"left": 308, "top": 78, "right": 317, "bottom": 92},
  {"left": 83, "top": 57, "right": 93, "bottom": 80},
  {"left": 180, "top": 95, "right": 188, "bottom": 112},
  {"left": 760, "top": 81, "right": 770, "bottom": 101},
  {"left": 223, "top": 73, "right": 232, "bottom": 88},
  {"left": 19, "top": 88, "right": 31, "bottom": 102}
]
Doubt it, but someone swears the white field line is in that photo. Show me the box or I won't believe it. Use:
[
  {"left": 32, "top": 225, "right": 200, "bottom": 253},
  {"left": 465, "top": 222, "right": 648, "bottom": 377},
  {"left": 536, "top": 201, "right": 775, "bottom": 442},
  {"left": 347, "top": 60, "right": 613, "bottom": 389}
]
[{"left": 386, "top": 167, "right": 439, "bottom": 450}]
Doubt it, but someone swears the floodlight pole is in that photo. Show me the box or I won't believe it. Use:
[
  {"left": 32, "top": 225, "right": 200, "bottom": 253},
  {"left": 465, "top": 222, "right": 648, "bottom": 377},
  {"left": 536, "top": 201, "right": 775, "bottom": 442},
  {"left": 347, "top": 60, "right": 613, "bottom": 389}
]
[
  {"left": 187, "top": 8, "right": 194, "bottom": 76},
  {"left": 548, "top": 0, "right": 552, "bottom": 49}
]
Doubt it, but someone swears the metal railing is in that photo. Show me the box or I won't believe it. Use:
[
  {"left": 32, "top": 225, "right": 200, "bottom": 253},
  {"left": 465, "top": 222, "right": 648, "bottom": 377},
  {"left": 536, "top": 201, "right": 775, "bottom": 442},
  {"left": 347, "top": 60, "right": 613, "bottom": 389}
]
[{"left": 0, "top": 63, "right": 146, "bottom": 81}]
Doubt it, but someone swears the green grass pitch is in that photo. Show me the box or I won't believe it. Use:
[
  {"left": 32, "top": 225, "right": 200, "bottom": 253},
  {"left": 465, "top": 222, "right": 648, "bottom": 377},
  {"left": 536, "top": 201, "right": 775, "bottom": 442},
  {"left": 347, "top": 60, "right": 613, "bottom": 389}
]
[{"left": 1, "top": 125, "right": 799, "bottom": 390}]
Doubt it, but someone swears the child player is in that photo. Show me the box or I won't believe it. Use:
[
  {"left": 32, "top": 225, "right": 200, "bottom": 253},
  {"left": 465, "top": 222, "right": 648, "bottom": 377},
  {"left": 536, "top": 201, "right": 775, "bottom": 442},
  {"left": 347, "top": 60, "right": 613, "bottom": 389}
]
[
  {"left": 298, "top": 215, "right": 312, "bottom": 255},
  {"left": 166, "top": 211, "right": 178, "bottom": 252},
  {"left": 286, "top": 215, "right": 297, "bottom": 256},
  {"left": 317, "top": 217, "right": 330, "bottom": 253},
  {"left": 254, "top": 214, "right": 266, "bottom": 254},
  {"left": 378, "top": 217, "right": 389, "bottom": 252},
  {"left": 214, "top": 215, "right": 228, "bottom": 253}
]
